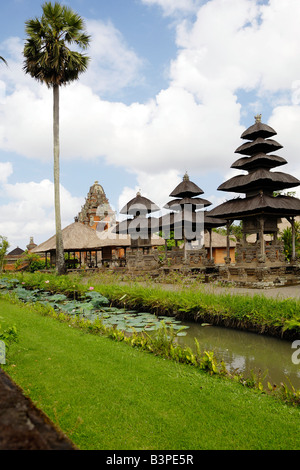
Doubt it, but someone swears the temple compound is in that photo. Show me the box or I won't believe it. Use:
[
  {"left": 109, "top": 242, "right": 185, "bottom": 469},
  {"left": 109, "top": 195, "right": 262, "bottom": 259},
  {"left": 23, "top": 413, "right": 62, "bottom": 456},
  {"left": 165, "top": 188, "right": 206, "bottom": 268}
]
[
  {"left": 30, "top": 117, "right": 300, "bottom": 286},
  {"left": 209, "top": 115, "right": 300, "bottom": 286}
]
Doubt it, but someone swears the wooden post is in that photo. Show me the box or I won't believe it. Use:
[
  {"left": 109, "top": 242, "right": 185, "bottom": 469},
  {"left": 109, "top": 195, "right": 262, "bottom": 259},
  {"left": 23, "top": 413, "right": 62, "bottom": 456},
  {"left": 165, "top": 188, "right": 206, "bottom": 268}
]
[
  {"left": 226, "top": 221, "right": 231, "bottom": 259},
  {"left": 209, "top": 228, "right": 213, "bottom": 260}
]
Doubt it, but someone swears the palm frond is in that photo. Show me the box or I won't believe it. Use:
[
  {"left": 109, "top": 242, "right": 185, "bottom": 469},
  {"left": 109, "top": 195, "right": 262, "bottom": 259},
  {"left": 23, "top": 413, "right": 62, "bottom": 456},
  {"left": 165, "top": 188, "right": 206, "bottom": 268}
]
[{"left": 23, "top": 1, "right": 90, "bottom": 87}]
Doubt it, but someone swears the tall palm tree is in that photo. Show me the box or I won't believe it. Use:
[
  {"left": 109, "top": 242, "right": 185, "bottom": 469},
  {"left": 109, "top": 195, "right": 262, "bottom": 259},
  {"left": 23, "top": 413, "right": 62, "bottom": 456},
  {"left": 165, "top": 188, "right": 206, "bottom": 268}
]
[{"left": 23, "top": 2, "right": 90, "bottom": 274}]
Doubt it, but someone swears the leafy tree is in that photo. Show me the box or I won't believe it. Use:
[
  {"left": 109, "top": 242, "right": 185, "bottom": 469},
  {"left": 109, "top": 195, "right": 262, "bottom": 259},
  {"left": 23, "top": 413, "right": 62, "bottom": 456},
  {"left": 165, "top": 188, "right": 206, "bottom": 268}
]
[
  {"left": 15, "top": 251, "right": 46, "bottom": 272},
  {"left": 23, "top": 2, "right": 90, "bottom": 274},
  {"left": 280, "top": 222, "right": 300, "bottom": 262},
  {"left": 213, "top": 221, "right": 243, "bottom": 241},
  {"left": 0, "top": 236, "right": 9, "bottom": 272}
]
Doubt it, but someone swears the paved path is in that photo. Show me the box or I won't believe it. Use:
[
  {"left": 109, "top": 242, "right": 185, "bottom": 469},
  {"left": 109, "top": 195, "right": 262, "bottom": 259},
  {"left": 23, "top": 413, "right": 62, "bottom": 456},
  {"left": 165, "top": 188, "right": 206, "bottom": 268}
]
[{"left": 150, "top": 282, "right": 300, "bottom": 300}]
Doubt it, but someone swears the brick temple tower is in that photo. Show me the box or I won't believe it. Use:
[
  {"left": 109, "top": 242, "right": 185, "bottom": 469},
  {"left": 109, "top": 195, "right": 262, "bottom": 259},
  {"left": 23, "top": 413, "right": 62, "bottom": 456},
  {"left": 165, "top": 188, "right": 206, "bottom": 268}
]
[{"left": 77, "top": 181, "right": 116, "bottom": 231}]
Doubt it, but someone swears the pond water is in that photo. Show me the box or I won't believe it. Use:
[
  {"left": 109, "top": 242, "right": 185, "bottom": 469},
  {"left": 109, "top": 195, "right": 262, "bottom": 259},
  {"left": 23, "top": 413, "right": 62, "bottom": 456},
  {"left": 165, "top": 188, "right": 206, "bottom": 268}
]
[{"left": 176, "top": 320, "right": 300, "bottom": 389}]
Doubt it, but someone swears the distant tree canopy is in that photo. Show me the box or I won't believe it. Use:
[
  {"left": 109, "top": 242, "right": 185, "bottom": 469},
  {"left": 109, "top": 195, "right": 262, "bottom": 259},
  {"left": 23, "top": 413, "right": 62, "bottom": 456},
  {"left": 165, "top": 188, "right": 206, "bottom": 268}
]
[{"left": 213, "top": 222, "right": 243, "bottom": 241}]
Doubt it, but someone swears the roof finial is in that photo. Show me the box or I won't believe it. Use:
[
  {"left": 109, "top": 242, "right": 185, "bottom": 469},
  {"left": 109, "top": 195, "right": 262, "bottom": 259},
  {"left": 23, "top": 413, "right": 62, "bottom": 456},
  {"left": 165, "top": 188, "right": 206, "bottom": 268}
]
[
  {"left": 255, "top": 113, "right": 262, "bottom": 123},
  {"left": 183, "top": 171, "right": 189, "bottom": 182}
]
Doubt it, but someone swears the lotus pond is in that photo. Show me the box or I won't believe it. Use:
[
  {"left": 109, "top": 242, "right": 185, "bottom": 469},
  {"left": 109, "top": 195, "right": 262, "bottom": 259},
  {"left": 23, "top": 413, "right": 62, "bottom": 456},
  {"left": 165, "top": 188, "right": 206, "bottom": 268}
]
[
  {"left": 0, "top": 277, "right": 189, "bottom": 336},
  {"left": 1, "top": 277, "right": 300, "bottom": 390}
]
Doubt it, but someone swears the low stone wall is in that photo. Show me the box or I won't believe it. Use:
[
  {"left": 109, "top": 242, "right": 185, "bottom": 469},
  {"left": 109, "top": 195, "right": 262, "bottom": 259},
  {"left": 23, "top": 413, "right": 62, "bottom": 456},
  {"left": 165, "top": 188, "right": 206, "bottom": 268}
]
[
  {"left": 126, "top": 247, "right": 159, "bottom": 271},
  {"left": 219, "top": 263, "right": 300, "bottom": 288},
  {"left": 235, "top": 240, "right": 286, "bottom": 266}
]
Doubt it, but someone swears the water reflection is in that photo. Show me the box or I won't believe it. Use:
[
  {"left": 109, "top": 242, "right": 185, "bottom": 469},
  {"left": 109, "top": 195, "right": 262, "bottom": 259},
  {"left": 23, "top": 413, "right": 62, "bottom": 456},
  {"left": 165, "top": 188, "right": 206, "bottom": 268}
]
[{"left": 176, "top": 321, "right": 300, "bottom": 389}]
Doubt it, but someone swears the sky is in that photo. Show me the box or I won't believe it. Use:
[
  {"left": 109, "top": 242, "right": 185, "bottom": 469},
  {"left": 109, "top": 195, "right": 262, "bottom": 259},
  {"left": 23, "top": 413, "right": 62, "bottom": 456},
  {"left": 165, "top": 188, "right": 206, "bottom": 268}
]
[{"left": 1, "top": 0, "right": 300, "bottom": 251}]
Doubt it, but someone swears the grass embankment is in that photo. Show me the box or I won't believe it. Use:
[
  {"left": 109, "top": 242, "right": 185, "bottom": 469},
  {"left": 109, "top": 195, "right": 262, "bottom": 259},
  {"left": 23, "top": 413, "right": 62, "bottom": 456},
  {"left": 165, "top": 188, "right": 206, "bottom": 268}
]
[
  {"left": 12, "top": 271, "right": 300, "bottom": 338},
  {"left": 2, "top": 297, "right": 300, "bottom": 450}
]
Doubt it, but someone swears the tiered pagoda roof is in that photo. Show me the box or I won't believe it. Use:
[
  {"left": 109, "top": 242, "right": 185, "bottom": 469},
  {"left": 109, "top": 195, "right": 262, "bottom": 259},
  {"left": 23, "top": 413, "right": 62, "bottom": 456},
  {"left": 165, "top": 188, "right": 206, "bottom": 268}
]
[
  {"left": 119, "top": 191, "right": 160, "bottom": 217},
  {"left": 209, "top": 115, "right": 300, "bottom": 220},
  {"left": 159, "top": 172, "right": 225, "bottom": 239},
  {"left": 164, "top": 172, "right": 212, "bottom": 212},
  {"left": 114, "top": 191, "right": 160, "bottom": 237}
]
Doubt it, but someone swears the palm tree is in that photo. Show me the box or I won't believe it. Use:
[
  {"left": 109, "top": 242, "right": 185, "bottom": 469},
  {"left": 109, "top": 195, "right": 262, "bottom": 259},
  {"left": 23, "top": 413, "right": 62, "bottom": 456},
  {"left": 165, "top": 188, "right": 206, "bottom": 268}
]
[
  {"left": 0, "top": 56, "right": 7, "bottom": 65},
  {"left": 23, "top": 2, "right": 90, "bottom": 274}
]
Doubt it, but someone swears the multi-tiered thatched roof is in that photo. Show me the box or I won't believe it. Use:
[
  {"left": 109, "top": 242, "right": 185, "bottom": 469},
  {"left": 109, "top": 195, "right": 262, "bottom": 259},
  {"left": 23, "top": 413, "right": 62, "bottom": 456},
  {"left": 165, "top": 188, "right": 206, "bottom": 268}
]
[{"left": 209, "top": 115, "right": 300, "bottom": 220}]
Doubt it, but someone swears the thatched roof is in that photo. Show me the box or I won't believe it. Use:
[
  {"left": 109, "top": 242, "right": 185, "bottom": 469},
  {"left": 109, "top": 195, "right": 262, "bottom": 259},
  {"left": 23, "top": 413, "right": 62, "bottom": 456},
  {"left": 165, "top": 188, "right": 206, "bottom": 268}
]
[
  {"left": 218, "top": 169, "right": 300, "bottom": 193},
  {"left": 31, "top": 222, "right": 105, "bottom": 253},
  {"left": 241, "top": 121, "right": 277, "bottom": 140},
  {"left": 204, "top": 231, "right": 236, "bottom": 248},
  {"left": 7, "top": 247, "right": 25, "bottom": 256},
  {"left": 98, "top": 224, "right": 165, "bottom": 246},
  {"left": 231, "top": 153, "right": 287, "bottom": 171},
  {"left": 120, "top": 192, "right": 160, "bottom": 216},
  {"left": 235, "top": 138, "right": 283, "bottom": 156},
  {"left": 203, "top": 211, "right": 227, "bottom": 228},
  {"left": 169, "top": 173, "right": 204, "bottom": 198},
  {"left": 113, "top": 216, "right": 160, "bottom": 236},
  {"left": 32, "top": 221, "right": 165, "bottom": 253},
  {"left": 158, "top": 210, "right": 226, "bottom": 231},
  {"left": 208, "top": 193, "right": 300, "bottom": 219},
  {"left": 163, "top": 197, "right": 212, "bottom": 210}
]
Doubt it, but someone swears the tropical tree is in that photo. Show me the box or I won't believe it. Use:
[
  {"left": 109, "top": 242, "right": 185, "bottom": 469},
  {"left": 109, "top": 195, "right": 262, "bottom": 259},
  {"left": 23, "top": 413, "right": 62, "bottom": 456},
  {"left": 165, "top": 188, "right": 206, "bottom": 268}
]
[
  {"left": 0, "top": 236, "right": 9, "bottom": 273},
  {"left": 0, "top": 56, "right": 7, "bottom": 65},
  {"left": 23, "top": 2, "right": 90, "bottom": 274},
  {"left": 280, "top": 222, "right": 300, "bottom": 262}
]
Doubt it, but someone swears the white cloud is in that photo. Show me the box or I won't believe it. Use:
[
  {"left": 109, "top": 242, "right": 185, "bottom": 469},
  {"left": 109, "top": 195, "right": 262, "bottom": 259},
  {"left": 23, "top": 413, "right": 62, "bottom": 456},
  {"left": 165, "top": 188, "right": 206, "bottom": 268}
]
[
  {"left": 81, "top": 19, "right": 144, "bottom": 94},
  {"left": 173, "top": 0, "right": 300, "bottom": 95},
  {"left": 0, "top": 162, "right": 13, "bottom": 183},
  {"left": 269, "top": 105, "right": 300, "bottom": 177},
  {"left": 141, "top": 0, "right": 201, "bottom": 16},
  {"left": 0, "top": 178, "right": 84, "bottom": 248},
  {"left": 1, "top": 0, "right": 300, "bottom": 228},
  {"left": 118, "top": 169, "right": 182, "bottom": 214}
]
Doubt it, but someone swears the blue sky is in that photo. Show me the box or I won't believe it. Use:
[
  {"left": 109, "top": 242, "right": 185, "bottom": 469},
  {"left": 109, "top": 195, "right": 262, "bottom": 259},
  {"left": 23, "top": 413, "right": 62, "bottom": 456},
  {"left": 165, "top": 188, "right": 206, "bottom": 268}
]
[{"left": 1, "top": 0, "right": 300, "bottom": 250}]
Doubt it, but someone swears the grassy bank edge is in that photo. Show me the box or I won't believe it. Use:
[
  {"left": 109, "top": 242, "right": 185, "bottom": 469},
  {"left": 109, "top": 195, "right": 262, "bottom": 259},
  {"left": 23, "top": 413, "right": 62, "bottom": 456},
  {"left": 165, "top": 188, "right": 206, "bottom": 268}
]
[
  {"left": 5, "top": 271, "right": 300, "bottom": 339},
  {"left": 1, "top": 282, "right": 300, "bottom": 407}
]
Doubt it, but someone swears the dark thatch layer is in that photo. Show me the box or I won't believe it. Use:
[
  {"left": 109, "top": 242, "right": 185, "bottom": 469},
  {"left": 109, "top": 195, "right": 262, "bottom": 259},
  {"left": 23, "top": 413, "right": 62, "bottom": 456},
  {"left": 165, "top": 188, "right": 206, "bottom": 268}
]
[
  {"left": 169, "top": 179, "right": 204, "bottom": 198},
  {"left": 209, "top": 194, "right": 300, "bottom": 219},
  {"left": 120, "top": 193, "right": 160, "bottom": 216},
  {"left": 218, "top": 169, "right": 300, "bottom": 193},
  {"left": 235, "top": 138, "right": 283, "bottom": 156},
  {"left": 164, "top": 197, "right": 212, "bottom": 210},
  {"left": 203, "top": 211, "right": 227, "bottom": 228},
  {"left": 231, "top": 153, "right": 287, "bottom": 171},
  {"left": 240, "top": 122, "right": 277, "bottom": 140}
]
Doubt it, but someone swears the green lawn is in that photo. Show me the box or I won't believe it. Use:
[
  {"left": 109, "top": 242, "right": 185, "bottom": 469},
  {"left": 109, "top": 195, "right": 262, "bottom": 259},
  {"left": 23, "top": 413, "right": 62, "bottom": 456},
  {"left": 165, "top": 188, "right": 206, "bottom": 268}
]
[{"left": 1, "top": 298, "right": 300, "bottom": 450}]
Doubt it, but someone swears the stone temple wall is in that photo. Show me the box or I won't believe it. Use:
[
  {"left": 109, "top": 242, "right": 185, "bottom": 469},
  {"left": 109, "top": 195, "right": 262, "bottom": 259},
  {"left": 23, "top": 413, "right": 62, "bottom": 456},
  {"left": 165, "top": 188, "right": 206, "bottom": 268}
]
[{"left": 235, "top": 240, "right": 286, "bottom": 266}]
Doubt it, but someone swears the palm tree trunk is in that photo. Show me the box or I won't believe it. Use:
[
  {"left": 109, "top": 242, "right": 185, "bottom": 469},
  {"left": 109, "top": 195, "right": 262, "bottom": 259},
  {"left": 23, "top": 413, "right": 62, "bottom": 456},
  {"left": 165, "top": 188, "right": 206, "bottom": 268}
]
[{"left": 53, "top": 84, "right": 66, "bottom": 275}]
